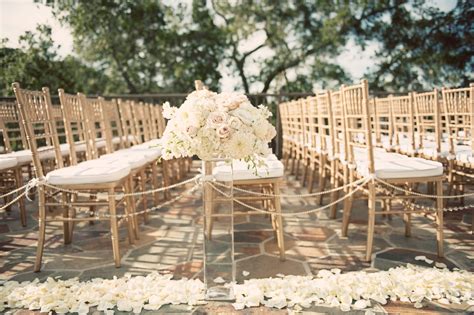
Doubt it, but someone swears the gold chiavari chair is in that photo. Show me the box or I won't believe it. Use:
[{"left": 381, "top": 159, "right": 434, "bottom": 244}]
[
  {"left": 338, "top": 80, "right": 445, "bottom": 262},
  {"left": 60, "top": 89, "right": 140, "bottom": 240},
  {"left": 14, "top": 83, "right": 136, "bottom": 271},
  {"left": 327, "top": 89, "right": 348, "bottom": 219},
  {"left": 313, "top": 91, "right": 336, "bottom": 205},
  {"left": 0, "top": 101, "right": 27, "bottom": 226},
  {"left": 442, "top": 84, "right": 474, "bottom": 204}
]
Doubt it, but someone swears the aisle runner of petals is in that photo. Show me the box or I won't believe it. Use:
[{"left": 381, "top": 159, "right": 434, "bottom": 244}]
[{"left": 1, "top": 265, "right": 472, "bottom": 314}]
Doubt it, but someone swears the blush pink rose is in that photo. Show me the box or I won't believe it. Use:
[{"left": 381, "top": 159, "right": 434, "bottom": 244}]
[{"left": 217, "top": 125, "right": 231, "bottom": 139}]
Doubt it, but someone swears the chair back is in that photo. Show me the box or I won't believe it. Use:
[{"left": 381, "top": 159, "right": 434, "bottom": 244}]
[
  {"left": 372, "top": 96, "right": 393, "bottom": 147},
  {"left": 118, "top": 99, "right": 138, "bottom": 147},
  {"left": 301, "top": 97, "right": 318, "bottom": 149},
  {"left": 330, "top": 89, "right": 347, "bottom": 162},
  {"left": 58, "top": 89, "right": 89, "bottom": 164},
  {"left": 442, "top": 83, "right": 474, "bottom": 155},
  {"left": 390, "top": 93, "right": 416, "bottom": 155},
  {"left": 0, "top": 101, "right": 27, "bottom": 153},
  {"left": 13, "top": 83, "right": 63, "bottom": 178},
  {"left": 340, "top": 80, "right": 374, "bottom": 174},
  {"left": 80, "top": 95, "right": 111, "bottom": 155},
  {"left": 131, "top": 101, "right": 152, "bottom": 143},
  {"left": 413, "top": 89, "right": 442, "bottom": 156},
  {"left": 315, "top": 91, "right": 336, "bottom": 156},
  {"left": 101, "top": 98, "right": 124, "bottom": 150}
]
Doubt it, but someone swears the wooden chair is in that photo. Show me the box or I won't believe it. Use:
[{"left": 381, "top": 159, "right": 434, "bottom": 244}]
[
  {"left": 13, "top": 83, "right": 136, "bottom": 271},
  {"left": 441, "top": 84, "right": 474, "bottom": 205},
  {"left": 326, "top": 89, "right": 349, "bottom": 219},
  {"left": 0, "top": 103, "right": 26, "bottom": 226},
  {"left": 338, "top": 80, "right": 445, "bottom": 262}
]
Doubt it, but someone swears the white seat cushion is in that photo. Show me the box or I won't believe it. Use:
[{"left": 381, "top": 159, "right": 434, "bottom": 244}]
[
  {"left": 213, "top": 155, "right": 284, "bottom": 181},
  {"left": 122, "top": 147, "right": 161, "bottom": 162},
  {"left": 0, "top": 157, "right": 18, "bottom": 170},
  {"left": 46, "top": 163, "right": 131, "bottom": 185},
  {"left": 355, "top": 149, "right": 443, "bottom": 179},
  {"left": 4, "top": 150, "right": 32, "bottom": 164},
  {"left": 99, "top": 152, "right": 149, "bottom": 169}
]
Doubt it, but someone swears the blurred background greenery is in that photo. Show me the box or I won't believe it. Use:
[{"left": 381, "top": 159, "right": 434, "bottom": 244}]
[{"left": 1, "top": 0, "right": 472, "bottom": 96}]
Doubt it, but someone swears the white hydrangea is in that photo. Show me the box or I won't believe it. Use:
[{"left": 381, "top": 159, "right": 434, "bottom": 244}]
[{"left": 159, "top": 90, "right": 275, "bottom": 164}]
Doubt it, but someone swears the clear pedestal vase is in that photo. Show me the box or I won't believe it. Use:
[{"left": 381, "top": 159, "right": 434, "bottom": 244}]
[{"left": 202, "top": 159, "right": 235, "bottom": 301}]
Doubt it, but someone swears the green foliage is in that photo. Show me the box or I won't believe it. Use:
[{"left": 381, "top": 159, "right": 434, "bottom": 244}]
[
  {"left": 0, "top": 25, "right": 122, "bottom": 96},
  {"left": 2, "top": 0, "right": 472, "bottom": 95},
  {"left": 362, "top": 0, "right": 473, "bottom": 92}
]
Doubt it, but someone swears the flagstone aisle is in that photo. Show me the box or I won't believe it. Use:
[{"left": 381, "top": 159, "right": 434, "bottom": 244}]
[{"left": 1, "top": 162, "right": 472, "bottom": 314}]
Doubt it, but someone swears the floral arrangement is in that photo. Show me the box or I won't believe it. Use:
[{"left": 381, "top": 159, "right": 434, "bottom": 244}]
[{"left": 159, "top": 90, "right": 276, "bottom": 163}]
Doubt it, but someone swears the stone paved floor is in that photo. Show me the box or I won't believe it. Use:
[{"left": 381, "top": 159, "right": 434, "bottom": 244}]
[{"left": 1, "top": 161, "right": 473, "bottom": 314}]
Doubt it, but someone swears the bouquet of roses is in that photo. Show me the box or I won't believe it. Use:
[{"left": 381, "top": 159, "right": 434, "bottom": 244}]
[{"left": 159, "top": 90, "right": 276, "bottom": 165}]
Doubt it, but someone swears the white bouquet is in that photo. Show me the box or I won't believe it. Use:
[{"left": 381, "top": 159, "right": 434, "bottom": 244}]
[{"left": 159, "top": 90, "right": 276, "bottom": 164}]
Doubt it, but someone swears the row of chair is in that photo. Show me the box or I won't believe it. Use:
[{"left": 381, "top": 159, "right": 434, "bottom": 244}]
[
  {"left": 0, "top": 83, "right": 190, "bottom": 271},
  {"left": 279, "top": 80, "right": 472, "bottom": 261}
]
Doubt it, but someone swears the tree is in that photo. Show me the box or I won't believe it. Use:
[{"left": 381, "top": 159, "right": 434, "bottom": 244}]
[
  {"left": 0, "top": 25, "right": 122, "bottom": 96},
  {"left": 361, "top": 0, "right": 474, "bottom": 92},
  {"left": 49, "top": 0, "right": 225, "bottom": 93}
]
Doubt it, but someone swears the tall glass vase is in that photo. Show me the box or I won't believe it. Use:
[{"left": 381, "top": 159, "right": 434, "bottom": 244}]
[{"left": 202, "top": 159, "right": 235, "bottom": 300}]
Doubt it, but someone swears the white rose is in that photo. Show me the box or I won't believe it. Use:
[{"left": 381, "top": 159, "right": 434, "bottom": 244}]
[
  {"left": 207, "top": 111, "right": 228, "bottom": 128},
  {"left": 232, "top": 108, "right": 254, "bottom": 126},
  {"left": 217, "top": 124, "right": 231, "bottom": 139}
]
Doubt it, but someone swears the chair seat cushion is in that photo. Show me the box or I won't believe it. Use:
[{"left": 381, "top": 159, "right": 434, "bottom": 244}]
[
  {"left": 45, "top": 162, "right": 131, "bottom": 185},
  {"left": 355, "top": 149, "right": 443, "bottom": 179},
  {"left": 213, "top": 155, "right": 284, "bottom": 181},
  {"left": 4, "top": 150, "right": 33, "bottom": 164},
  {"left": 0, "top": 157, "right": 18, "bottom": 170},
  {"left": 455, "top": 149, "right": 474, "bottom": 164},
  {"left": 99, "top": 152, "right": 149, "bottom": 169}
]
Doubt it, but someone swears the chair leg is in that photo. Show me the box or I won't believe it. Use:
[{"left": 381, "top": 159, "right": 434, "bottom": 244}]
[
  {"left": 307, "top": 164, "right": 315, "bottom": 193},
  {"left": 273, "top": 182, "right": 285, "bottom": 261},
  {"left": 151, "top": 163, "right": 159, "bottom": 204},
  {"left": 295, "top": 156, "right": 301, "bottom": 179},
  {"left": 162, "top": 160, "right": 171, "bottom": 200},
  {"left": 365, "top": 182, "right": 376, "bottom": 262},
  {"left": 341, "top": 193, "right": 353, "bottom": 237},
  {"left": 140, "top": 169, "right": 148, "bottom": 224},
  {"left": 108, "top": 188, "right": 121, "bottom": 268},
  {"left": 14, "top": 168, "right": 27, "bottom": 227},
  {"left": 127, "top": 177, "right": 139, "bottom": 240},
  {"left": 62, "top": 192, "right": 71, "bottom": 244},
  {"left": 123, "top": 182, "right": 135, "bottom": 245},
  {"left": 329, "top": 160, "right": 339, "bottom": 218},
  {"left": 436, "top": 180, "right": 444, "bottom": 257},
  {"left": 316, "top": 162, "right": 327, "bottom": 205},
  {"left": 34, "top": 186, "right": 47, "bottom": 272}
]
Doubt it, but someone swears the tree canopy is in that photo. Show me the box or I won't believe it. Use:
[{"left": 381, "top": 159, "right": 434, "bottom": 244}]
[{"left": 1, "top": 0, "right": 472, "bottom": 95}]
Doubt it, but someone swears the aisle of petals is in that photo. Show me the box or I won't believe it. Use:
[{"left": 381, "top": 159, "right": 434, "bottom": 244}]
[{"left": 1, "top": 265, "right": 472, "bottom": 314}]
